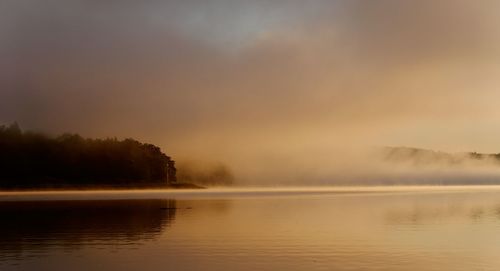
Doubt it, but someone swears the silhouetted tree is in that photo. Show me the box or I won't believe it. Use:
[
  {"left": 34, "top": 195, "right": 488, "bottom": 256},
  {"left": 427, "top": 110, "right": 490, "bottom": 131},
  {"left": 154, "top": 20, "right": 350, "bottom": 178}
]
[{"left": 0, "top": 123, "right": 176, "bottom": 189}]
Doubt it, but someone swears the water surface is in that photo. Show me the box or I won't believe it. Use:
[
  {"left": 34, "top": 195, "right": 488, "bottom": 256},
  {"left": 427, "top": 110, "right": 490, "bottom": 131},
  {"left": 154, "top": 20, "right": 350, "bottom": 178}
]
[{"left": 2, "top": 186, "right": 500, "bottom": 270}]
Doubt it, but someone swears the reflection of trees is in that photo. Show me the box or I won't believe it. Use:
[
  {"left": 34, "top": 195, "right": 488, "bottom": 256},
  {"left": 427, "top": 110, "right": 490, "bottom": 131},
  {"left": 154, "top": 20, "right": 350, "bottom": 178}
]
[{"left": 0, "top": 199, "right": 176, "bottom": 260}]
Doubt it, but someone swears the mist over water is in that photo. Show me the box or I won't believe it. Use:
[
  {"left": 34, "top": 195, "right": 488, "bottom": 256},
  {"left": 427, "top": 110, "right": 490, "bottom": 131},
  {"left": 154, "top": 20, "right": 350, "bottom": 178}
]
[
  {"left": 218, "top": 147, "right": 500, "bottom": 186},
  {"left": 2, "top": 1, "right": 500, "bottom": 185},
  {"left": 3, "top": 1, "right": 500, "bottom": 270}
]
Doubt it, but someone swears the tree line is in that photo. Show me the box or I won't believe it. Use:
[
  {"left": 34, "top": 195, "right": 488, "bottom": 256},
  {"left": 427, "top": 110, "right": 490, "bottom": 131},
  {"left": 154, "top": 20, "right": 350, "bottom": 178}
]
[{"left": 0, "top": 123, "right": 176, "bottom": 189}]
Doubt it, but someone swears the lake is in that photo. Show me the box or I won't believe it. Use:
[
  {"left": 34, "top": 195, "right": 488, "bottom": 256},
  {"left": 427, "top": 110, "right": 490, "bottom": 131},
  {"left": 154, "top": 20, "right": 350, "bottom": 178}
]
[{"left": 2, "top": 186, "right": 500, "bottom": 270}]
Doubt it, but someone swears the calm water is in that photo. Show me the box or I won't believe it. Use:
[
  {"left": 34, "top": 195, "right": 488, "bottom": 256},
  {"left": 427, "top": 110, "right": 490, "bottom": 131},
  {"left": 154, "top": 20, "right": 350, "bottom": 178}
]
[{"left": 2, "top": 186, "right": 500, "bottom": 270}]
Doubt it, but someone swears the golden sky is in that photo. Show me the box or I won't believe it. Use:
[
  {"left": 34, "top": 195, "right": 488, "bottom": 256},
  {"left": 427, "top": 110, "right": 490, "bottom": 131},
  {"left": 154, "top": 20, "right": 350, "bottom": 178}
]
[{"left": 1, "top": 1, "right": 500, "bottom": 182}]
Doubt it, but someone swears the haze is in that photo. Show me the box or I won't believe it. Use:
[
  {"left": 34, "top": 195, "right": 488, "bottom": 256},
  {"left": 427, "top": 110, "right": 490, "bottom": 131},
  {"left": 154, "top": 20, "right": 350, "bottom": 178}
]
[{"left": 2, "top": 1, "right": 500, "bottom": 184}]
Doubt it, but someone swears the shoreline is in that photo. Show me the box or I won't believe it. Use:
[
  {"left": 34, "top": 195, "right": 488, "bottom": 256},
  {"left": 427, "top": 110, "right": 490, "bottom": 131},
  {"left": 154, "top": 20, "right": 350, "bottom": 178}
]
[
  {"left": 3, "top": 185, "right": 500, "bottom": 202},
  {"left": 0, "top": 182, "right": 205, "bottom": 192}
]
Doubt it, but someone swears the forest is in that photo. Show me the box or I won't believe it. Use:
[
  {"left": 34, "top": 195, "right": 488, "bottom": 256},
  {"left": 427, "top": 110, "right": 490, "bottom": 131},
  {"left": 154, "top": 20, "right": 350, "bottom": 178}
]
[{"left": 0, "top": 123, "right": 176, "bottom": 189}]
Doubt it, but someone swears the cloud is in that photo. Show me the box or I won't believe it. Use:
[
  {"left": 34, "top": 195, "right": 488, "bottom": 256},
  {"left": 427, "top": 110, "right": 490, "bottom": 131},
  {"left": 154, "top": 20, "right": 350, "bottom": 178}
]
[{"left": 2, "top": 1, "right": 500, "bottom": 183}]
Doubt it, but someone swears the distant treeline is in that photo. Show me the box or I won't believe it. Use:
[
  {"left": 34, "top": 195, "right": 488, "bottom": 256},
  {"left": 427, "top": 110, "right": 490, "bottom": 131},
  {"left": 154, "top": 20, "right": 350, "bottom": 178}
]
[
  {"left": 0, "top": 123, "right": 176, "bottom": 189},
  {"left": 383, "top": 147, "right": 500, "bottom": 166}
]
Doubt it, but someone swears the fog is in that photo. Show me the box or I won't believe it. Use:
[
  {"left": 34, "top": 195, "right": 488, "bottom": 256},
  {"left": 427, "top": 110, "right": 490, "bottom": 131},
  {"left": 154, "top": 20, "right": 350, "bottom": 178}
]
[{"left": 2, "top": 1, "right": 500, "bottom": 184}]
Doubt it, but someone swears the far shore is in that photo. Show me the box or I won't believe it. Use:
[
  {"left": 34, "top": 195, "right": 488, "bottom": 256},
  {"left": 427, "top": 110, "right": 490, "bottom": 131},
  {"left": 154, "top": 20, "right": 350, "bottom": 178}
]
[{"left": 0, "top": 182, "right": 205, "bottom": 192}]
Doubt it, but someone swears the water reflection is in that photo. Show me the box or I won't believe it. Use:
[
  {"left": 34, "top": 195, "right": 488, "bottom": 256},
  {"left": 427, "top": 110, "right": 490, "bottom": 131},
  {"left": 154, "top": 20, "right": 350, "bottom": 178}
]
[
  {"left": 3, "top": 190, "right": 500, "bottom": 271},
  {"left": 0, "top": 199, "right": 176, "bottom": 261},
  {"left": 384, "top": 193, "right": 500, "bottom": 225}
]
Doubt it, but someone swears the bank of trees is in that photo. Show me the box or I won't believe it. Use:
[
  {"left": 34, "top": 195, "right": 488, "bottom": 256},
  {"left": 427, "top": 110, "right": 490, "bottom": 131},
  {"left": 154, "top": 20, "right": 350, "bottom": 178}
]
[{"left": 0, "top": 123, "right": 176, "bottom": 189}]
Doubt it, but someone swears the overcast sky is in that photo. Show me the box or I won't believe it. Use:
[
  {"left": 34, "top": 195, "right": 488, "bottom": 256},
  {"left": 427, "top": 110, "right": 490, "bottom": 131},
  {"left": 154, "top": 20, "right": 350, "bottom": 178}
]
[{"left": 2, "top": 1, "right": 500, "bottom": 182}]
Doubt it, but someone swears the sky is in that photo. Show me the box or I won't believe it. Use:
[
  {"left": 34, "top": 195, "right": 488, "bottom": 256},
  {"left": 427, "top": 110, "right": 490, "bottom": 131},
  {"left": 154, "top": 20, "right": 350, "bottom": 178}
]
[{"left": 1, "top": 0, "right": 500, "bottom": 183}]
